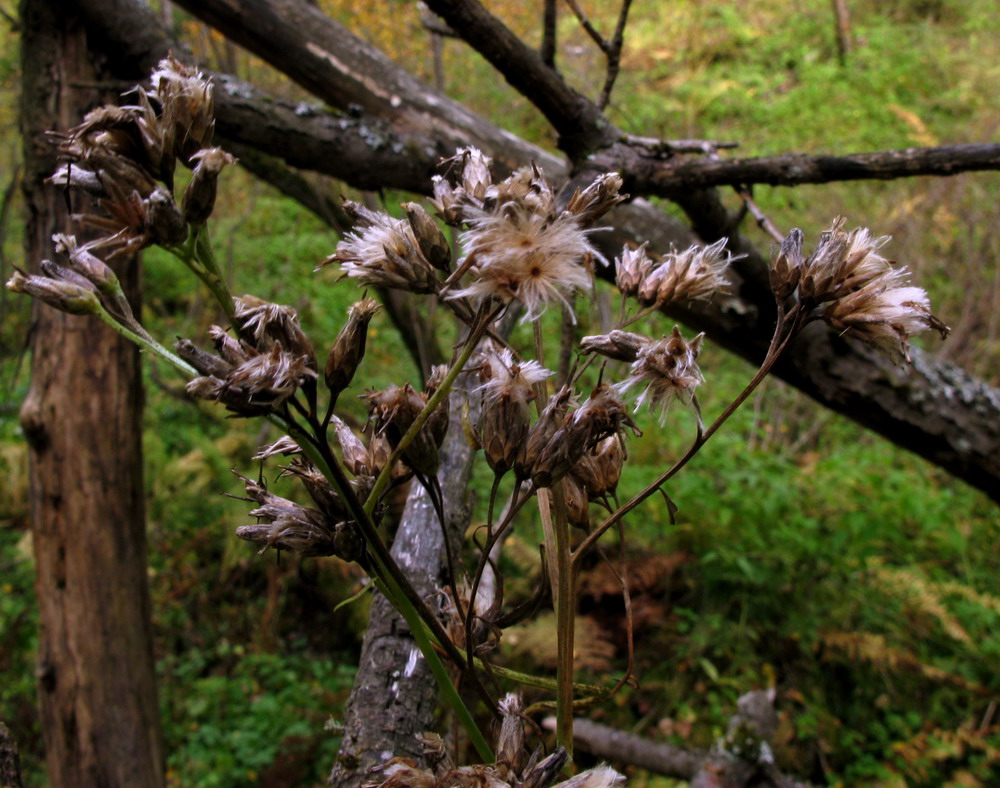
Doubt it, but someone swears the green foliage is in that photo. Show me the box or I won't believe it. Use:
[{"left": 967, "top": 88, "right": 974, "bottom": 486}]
[
  {"left": 160, "top": 647, "right": 355, "bottom": 787},
  {"left": 2, "top": 0, "right": 999, "bottom": 785}
]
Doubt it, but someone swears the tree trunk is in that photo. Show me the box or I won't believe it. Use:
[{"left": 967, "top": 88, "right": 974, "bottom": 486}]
[{"left": 18, "top": 3, "right": 165, "bottom": 786}]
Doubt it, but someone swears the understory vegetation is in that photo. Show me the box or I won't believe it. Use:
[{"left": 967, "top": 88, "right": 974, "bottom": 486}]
[{"left": 1, "top": 0, "right": 998, "bottom": 786}]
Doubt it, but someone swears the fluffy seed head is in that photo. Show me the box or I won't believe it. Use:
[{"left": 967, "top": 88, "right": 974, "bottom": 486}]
[
  {"left": 616, "top": 326, "right": 704, "bottom": 422},
  {"left": 823, "top": 268, "right": 949, "bottom": 362}
]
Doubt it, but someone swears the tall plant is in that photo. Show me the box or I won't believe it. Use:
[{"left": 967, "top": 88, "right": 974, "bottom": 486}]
[{"left": 7, "top": 57, "right": 948, "bottom": 784}]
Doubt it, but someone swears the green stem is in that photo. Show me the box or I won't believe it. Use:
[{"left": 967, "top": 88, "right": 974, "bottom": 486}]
[
  {"left": 93, "top": 304, "right": 197, "bottom": 377},
  {"left": 166, "top": 224, "right": 238, "bottom": 330},
  {"left": 279, "top": 416, "right": 494, "bottom": 761},
  {"left": 364, "top": 316, "right": 488, "bottom": 518}
]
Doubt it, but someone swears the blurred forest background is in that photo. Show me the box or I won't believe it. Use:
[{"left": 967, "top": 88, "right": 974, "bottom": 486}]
[{"left": 1, "top": 0, "right": 999, "bottom": 785}]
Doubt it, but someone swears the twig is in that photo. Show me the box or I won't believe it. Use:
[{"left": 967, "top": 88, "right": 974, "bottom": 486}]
[
  {"left": 541, "top": 0, "right": 557, "bottom": 67},
  {"left": 598, "top": 0, "right": 634, "bottom": 109}
]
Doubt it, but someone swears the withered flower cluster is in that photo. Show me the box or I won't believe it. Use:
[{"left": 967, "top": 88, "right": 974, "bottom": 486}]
[
  {"left": 231, "top": 467, "right": 363, "bottom": 561},
  {"left": 326, "top": 147, "right": 626, "bottom": 324},
  {"left": 373, "top": 694, "right": 623, "bottom": 788},
  {"left": 49, "top": 55, "right": 234, "bottom": 257},
  {"left": 474, "top": 343, "right": 638, "bottom": 520},
  {"left": 583, "top": 326, "right": 705, "bottom": 423},
  {"left": 363, "top": 371, "right": 450, "bottom": 478},
  {"left": 7, "top": 57, "right": 236, "bottom": 327},
  {"left": 771, "top": 219, "right": 949, "bottom": 362},
  {"left": 616, "top": 237, "right": 735, "bottom": 307},
  {"left": 179, "top": 296, "right": 317, "bottom": 416}
]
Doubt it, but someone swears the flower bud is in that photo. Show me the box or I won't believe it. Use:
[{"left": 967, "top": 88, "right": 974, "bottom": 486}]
[
  {"left": 324, "top": 298, "right": 380, "bottom": 397},
  {"left": 6, "top": 267, "right": 101, "bottom": 316},
  {"left": 182, "top": 147, "right": 236, "bottom": 224},
  {"left": 403, "top": 201, "right": 452, "bottom": 271}
]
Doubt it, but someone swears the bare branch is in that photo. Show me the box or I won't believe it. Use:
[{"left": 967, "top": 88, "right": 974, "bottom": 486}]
[
  {"left": 632, "top": 143, "right": 1000, "bottom": 191},
  {"left": 598, "top": 0, "right": 634, "bottom": 109},
  {"left": 73, "top": 0, "right": 1000, "bottom": 500},
  {"left": 541, "top": 0, "right": 557, "bottom": 67}
]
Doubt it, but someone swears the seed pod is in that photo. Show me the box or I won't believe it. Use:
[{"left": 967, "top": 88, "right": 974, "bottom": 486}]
[
  {"left": 182, "top": 147, "right": 236, "bottom": 224},
  {"left": 580, "top": 330, "right": 647, "bottom": 363},
  {"left": 403, "top": 201, "right": 452, "bottom": 271},
  {"left": 325, "top": 298, "right": 380, "bottom": 397}
]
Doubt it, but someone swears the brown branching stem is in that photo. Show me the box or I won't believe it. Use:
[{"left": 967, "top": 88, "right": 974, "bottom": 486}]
[{"left": 574, "top": 303, "right": 808, "bottom": 565}]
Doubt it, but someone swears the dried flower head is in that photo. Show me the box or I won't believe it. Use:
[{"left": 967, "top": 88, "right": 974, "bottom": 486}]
[
  {"left": 520, "top": 385, "right": 576, "bottom": 484},
  {"left": 564, "top": 173, "right": 627, "bottom": 226},
  {"left": 185, "top": 329, "right": 317, "bottom": 416},
  {"left": 526, "top": 384, "right": 633, "bottom": 489},
  {"left": 182, "top": 147, "right": 236, "bottom": 224},
  {"left": 234, "top": 295, "right": 314, "bottom": 361},
  {"left": 449, "top": 199, "right": 597, "bottom": 323},
  {"left": 636, "top": 238, "right": 734, "bottom": 306},
  {"left": 363, "top": 383, "right": 446, "bottom": 476},
  {"left": 231, "top": 472, "right": 361, "bottom": 560},
  {"left": 403, "top": 201, "right": 452, "bottom": 271},
  {"left": 614, "top": 242, "right": 656, "bottom": 298},
  {"left": 580, "top": 330, "right": 648, "bottom": 363},
  {"left": 325, "top": 297, "right": 381, "bottom": 398},
  {"left": 51, "top": 234, "right": 122, "bottom": 297},
  {"left": 617, "top": 327, "right": 704, "bottom": 422},
  {"left": 150, "top": 55, "right": 215, "bottom": 166},
  {"left": 798, "top": 218, "right": 893, "bottom": 304},
  {"left": 322, "top": 208, "right": 439, "bottom": 293},
  {"left": 572, "top": 435, "right": 626, "bottom": 500},
  {"left": 823, "top": 268, "right": 949, "bottom": 362},
  {"left": 769, "top": 228, "right": 803, "bottom": 300},
  {"left": 477, "top": 348, "right": 552, "bottom": 475},
  {"left": 6, "top": 266, "right": 102, "bottom": 316}
]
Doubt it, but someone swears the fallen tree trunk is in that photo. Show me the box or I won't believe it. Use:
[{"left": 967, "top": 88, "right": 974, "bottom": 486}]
[{"left": 72, "top": 0, "right": 1000, "bottom": 500}]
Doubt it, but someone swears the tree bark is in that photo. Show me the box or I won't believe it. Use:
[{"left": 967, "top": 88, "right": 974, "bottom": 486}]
[
  {"left": 18, "top": 3, "right": 165, "bottom": 786},
  {"left": 329, "top": 385, "right": 478, "bottom": 788},
  {"left": 73, "top": 0, "right": 1000, "bottom": 501}
]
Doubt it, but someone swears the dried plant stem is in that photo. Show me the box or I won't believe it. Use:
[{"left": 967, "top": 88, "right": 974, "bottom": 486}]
[
  {"left": 364, "top": 307, "right": 497, "bottom": 518},
  {"left": 530, "top": 315, "right": 576, "bottom": 757},
  {"left": 551, "top": 483, "right": 576, "bottom": 759},
  {"left": 574, "top": 305, "right": 806, "bottom": 564},
  {"left": 282, "top": 415, "right": 497, "bottom": 761}
]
